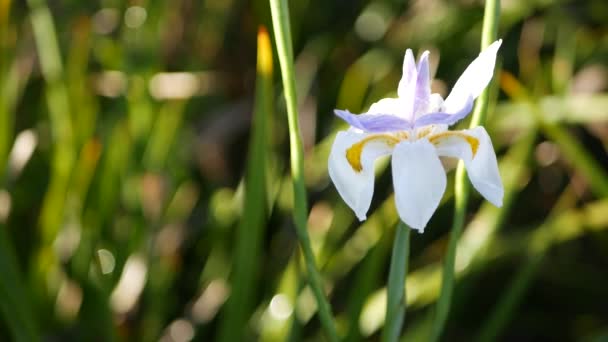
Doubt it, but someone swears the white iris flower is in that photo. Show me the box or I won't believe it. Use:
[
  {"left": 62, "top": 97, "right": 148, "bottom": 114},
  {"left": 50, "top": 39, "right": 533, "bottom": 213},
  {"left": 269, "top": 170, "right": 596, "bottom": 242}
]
[{"left": 329, "top": 40, "right": 504, "bottom": 232}]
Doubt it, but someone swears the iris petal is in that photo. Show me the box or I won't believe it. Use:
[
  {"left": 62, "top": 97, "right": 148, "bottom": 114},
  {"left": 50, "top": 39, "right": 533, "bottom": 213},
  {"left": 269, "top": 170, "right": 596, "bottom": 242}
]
[
  {"left": 328, "top": 130, "right": 395, "bottom": 220},
  {"left": 413, "top": 51, "right": 431, "bottom": 118},
  {"left": 367, "top": 98, "right": 403, "bottom": 115},
  {"left": 392, "top": 139, "right": 447, "bottom": 231},
  {"left": 397, "top": 49, "right": 417, "bottom": 120},
  {"left": 444, "top": 40, "right": 502, "bottom": 113},
  {"left": 334, "top": 110, "right": 412, "bottom": 132},
  {"left": 413, "top": 95, "right": 474, "bottom": 128},
  {"left": 432, "top": 126, "right": 503, "bottom": 206}
]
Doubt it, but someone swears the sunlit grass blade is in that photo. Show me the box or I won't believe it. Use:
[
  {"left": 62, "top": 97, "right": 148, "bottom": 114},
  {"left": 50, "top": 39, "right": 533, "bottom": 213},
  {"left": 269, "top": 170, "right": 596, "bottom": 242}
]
[
  {"left": 268, "top": 0, "right": 338, "bottom": 339},
  {"left": 0, "top": 5, "right": 17, "bottom": 176},
  {"left": 27, "top": 0, "right": 75, "bottom": 294},
  {"left": 143, "top": 101, "right": 186, "bottom": 171},
  {"left": 0, "top": 9, "right": 39, "bottom": 338},
  {"left": 431, "top": 0, "right": 501, "bottom": 339},
  {"left": 66, "top": 17, "right": 96, "bottom": 146},
  {"left": 383, "top": 222, "right": 410, "bottom": 342},
  {"left": 218, "top": 26, "right": 274, "bottom": 341}
]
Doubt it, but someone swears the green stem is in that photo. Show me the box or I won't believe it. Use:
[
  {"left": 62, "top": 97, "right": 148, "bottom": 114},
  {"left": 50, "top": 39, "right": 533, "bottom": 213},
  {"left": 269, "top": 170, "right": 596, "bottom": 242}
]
[
  {"left": 470, "top": 0, "right": 501, "bottom": 128},
  {"left": 268, "top": 0, "right": 339, "bottom": 340},
  {"left": 382, "top": 223, "right": 411, "bottom": 342},
  {"left": 431, "top": 1, "right": 501, "bottom": 341},
  {"left": 430, "top": 165, "right": 469, "bottom": 342}
]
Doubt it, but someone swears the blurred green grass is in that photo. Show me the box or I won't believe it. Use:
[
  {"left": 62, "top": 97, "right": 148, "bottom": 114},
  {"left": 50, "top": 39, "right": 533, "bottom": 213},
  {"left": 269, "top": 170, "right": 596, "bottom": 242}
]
[{"left": 1, "top": 0, "right": 608, "bottom": 341}]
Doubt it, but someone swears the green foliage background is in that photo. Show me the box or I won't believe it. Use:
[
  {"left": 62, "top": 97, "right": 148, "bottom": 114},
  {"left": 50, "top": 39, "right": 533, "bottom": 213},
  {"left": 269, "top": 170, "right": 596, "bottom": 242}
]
[{"left": 1, "top": 0, "right": 608, "bottom": 341}]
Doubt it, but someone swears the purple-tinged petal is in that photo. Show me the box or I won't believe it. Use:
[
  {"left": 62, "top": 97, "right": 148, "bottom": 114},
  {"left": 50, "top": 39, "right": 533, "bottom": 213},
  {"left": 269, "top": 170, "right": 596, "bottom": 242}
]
[
  {"left": 335, "top": 110, "right": 412, "bottom": 132},
  {"left": 413, "top": 51, "right": 431, "bottom": 118},
  {"left": 413, "top": 95, "right": 474, "bottom": 128},
  {"left": 397, "top": 49, "right": 417, "bottom": 119},
  {"left": 444, "top": 40, "right": 502, "bottom": 113}
]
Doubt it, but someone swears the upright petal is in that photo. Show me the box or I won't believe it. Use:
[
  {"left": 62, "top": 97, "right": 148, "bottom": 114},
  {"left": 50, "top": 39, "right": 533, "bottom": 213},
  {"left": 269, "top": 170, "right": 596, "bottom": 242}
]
[
  {"left": 443, "top": 39, "right": 502, "bottom": 113},
  {"left": 328, "top": 130, "right": 395, "bottom": 220},
  {"left": 392, "top": 140, "right": 447, "bottom": 232},
  {"left": 367, "top": 97, "right": 402, "bottom": 115},
  {"left": 397, "top": 49, "right": 417, "bottom": 119},
  {"left": 413, "top": 51, "right": 431, "bottom": 118},
  {"left": 431, "top": 126, "right": 503, "bottom": 206}
]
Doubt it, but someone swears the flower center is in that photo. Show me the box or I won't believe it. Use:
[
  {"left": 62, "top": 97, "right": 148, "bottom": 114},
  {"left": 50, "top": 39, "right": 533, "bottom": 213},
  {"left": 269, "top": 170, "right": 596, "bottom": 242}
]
[{"left": 345, "top": 129, "right": 480, "bottom": 173}]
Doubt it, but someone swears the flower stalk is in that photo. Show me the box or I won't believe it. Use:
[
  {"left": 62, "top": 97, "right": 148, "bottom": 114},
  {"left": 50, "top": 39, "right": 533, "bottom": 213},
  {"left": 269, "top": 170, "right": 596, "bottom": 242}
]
[
  {"left": 268, "top": 0, "right": 339, "bottom": 340},
  {"left": 383, "top": 222, "right": 411, "bottom": 342},
  {"left": 430, "top": 0, "right": 501, "bottom": 341}
]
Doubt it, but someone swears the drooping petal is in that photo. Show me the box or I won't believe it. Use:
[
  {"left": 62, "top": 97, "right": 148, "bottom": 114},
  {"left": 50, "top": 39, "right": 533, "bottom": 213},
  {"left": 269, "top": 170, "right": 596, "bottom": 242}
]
[
  {"left": 413, "top": 51, "right": 431, "bottom": 118},
  {"left": 397, "top": 49, "right": 417, "bottom": 119},
  {"left": 334, "top": 109, "right": 412, "bottom": 132},
  {"left": 328, "top": 130, "right": 396, "bottom": 220},
  {"left": 413, "top": 95, "right": 474, "bottom": 128},
  {"left": 431, "top": 126, "right": 503, "bottom": 206},
  {"left": 443, "top": 39, "right": 502, "bottom": 113},
  {"left": 391, "top": 139, "right": 447, "bottom": 232}
]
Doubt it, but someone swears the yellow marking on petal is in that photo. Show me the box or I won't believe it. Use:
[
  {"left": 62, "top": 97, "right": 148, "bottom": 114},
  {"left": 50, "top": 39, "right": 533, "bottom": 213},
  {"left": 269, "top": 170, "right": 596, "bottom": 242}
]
[
  {"left": 429, "top": 131, "right": 480, "bottom": 157},
  {"left": 395, "top": 131, "right": 410, "bottom": 140},
  {"left": 346, "top": 134, "right": 402, "bottom": 172},
  {"left": 416, "top": 126, "right": 433, "bottom": 139}
]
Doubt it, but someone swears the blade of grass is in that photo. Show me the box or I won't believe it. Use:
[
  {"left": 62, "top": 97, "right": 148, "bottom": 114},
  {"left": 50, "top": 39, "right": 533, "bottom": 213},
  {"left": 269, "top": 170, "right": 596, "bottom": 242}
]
[
  {"left": 430, "top": 0, "right": 501, "bottom": 339},
  {"left": 0, "top": 227, "right": 40, "bottom": 341},
  {"left": 66, "top": 17, "right": 97, "bottom": 147},
  {"left": 0, "top": 0, "right": 14, "bottom": 176},
  {"left": 268, "top": 0, "right": 338, "bottom": 340},
  {"left": 143, "top": 101, "right": 186, "bottom": 171},
  {"left": 27, "top": 0, "right": 75, "bottom": 296},
  {"left": 0, "top": 10, "right": 39, "bottom": 339},
  {"left": 218, "top": 26, "right": 274, "bottom": 342},
  {"left": 383, "top": 222, "right": 411, "bottom": 342},
  {"left": 260, "top": 256, "right": 299, "bottom": 342}
]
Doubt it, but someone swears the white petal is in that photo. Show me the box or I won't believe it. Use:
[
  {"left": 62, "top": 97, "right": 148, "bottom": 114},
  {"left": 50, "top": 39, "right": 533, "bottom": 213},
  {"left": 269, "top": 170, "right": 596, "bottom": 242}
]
[
  {"left": 444, "top": 39, "right": 502, "bottom": 113},
  {"left": 328, "top": 130, "right": 394, "bottom": 220},
  {"left": 432, "top": 127, "right": 503, "bottom": 206},
  {"left": 367, "top": 97, "right": 402, "bottom": 115},
  {"left": 392, "top": 139, "right": 447, "bottom": 232},
  {"left": 397, "top": 49, "right": 417, "bottom": 119},
  {"left": 428, "top": 93, "right": 445, "bottom": 113}
]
